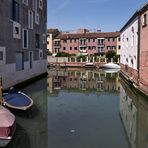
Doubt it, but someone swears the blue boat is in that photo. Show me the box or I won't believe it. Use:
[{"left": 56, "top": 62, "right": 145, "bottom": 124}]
[{"left": 3, "top": 91, "right": 33, "bottom": 111}]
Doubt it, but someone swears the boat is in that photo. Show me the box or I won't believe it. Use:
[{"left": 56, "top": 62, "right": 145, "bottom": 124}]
[
  {"left": 0, "top": 105, "right": 16, "bottom": 147},
  {"left": 101, "top": 62, "right": 120, "bottom": 69},
  {"left": 85, "top": 62, "right": 96, "bottom": 69},
  {"left": 103, "top": 68, "right": 120, "bottom": 73},
  {"left": 3, "top": 91, "right": 33, "bottom": 111}
]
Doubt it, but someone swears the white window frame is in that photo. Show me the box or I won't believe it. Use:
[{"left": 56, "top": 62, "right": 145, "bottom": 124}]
[
  {"left": 35, "top": 12, "right": 39, "bottom": 25},
  {"left": 28, "top": 10, "right": 34, "bottom": 29},
  {"left": 39, "top": 0, "right": 43, "bottom": 10},
  {"left": 142, "top": 13, "right": 147, "bottom": 26},
  {"left": 22, "top": 0, "right": 28, "bottom": 5},
  {"left": 33, "top": 0, "right": 38, "bottom": 11},
  {"left": 0, "top": 47, "right": 6, "bottom": 65},
  {"left": 39, "top": 49, "right": 43, "bottom": 60},
  {"left": 13, "top": 21, "right": 21, "bottom": 39},
  {"left": 42, "top": 34, "right": 46, "bottom": 44},
  {"left": 22, "top": 29, "right": 28, "bottom": 49}
]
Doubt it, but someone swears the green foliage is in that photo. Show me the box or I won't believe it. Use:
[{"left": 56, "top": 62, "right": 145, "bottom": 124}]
[
  {"left": 47, "top": 51, "right": 52, "bottom": 56},
  {"left": 77, "top": 55, "right": 87, "bottom": 62},
  {"left": 113, "top": 55, "right": 120, "bottom": 63},
  {"left": 105, "top": 50, "right": 116, "bottom": 62},
  {"left": 55, "top": 52, "right": 76, "bottom": 57}
]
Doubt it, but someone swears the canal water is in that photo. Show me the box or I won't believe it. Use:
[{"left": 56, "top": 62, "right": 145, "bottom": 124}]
[{"left": 5, "top": 68, "right": 148, "bottom": 148}]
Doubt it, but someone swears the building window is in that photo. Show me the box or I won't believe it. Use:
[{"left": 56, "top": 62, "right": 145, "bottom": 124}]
[
  {"left": 12, "top": 0, "right": 19, "bottom": 22},
  {"left": 126, "top": 38, "right": 129, "bottom": 47},
  {"left": 0, "top": 52, "right": 3, "bottom": 60},
  {"left": 74, "top": 39, "right": 77, "bottom": 43},
  {"left": 35, "top": 34, "right": 40, "bottom": 48},
  {"left": 88, "top": 39, "right": 90, "bottom": 42},
  {"left": 93, "top": 39, "right": 95, "bottom": 42},
  {"left": 39, "top": 0, "right": 43, "bottom": 9},
  {"left": 143, "top": 13, "right": 147, "bottom": 26},
  {"left": 28, "top": 10, "right": 33, "bottom": 29},
  {"left": 13, "top": 21, "right": 21, "bottom": 39},
  {"left": 42, "top": 34, "right": 46, "bottom": 44},
  {"left": 108, "top": 38, "right": 110, "bottom": 42},
  {"left": 16, "top": 52, "right": 24, "bottom": 71},
  {"left": 22, "top": 0, "right": 28, "bottom": 5},
  {"left": 29, "top": 51, "right": 33, "bottom": 69},
  {"left": 63, "top": 40, "right": 67, "bottom": 43},
  {"left": 35, "top": 13, "right": 39, "bottom": 25},
  {"left": 0, "top": 47, "right": 6, "bottom": 65},
  {"left": 112, "top": 38, "right": 115, "bottom": 42},
  {"left": 74, "top": 47, "right": 77, "bottom": 50},
  {"left": 22, "top": 29, "right": 28, "bottom": 49},
  {"left": 39, "top": 50, "right": 43, "bottom": 59},
  {"left": 70, "top": 47, "right": 72, "bottom": 50},
  {"left": 63, "top": 47, "right": 66, "bottom": 50},
  {"left": 118, "top": 45, "right": 121, "bottom": 49},
  {"left": 92, "top": 46, "right": 96, "bottom": 50},
  {"left": 118, "top": 37, "right": 120, "bottom": 41},
  {"left": 88, "top": 46, "right": 91, "bottom": 50}
]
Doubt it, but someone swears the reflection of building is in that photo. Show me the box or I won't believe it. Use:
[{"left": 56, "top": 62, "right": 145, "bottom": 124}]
[
  {"left": 120, "top": 83, "right": 137, "bottom": 148},
  {"left": 47, "top": 69, "right": 120, "bottom": 93},
  {"left": 120, "top": 79, "right": 148, "bottom": 148}
]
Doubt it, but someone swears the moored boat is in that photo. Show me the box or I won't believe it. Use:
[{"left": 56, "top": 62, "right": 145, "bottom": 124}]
[
  {"left": 0, "top": 105, "right": 16, "bottom": 147},
  {"left": 85, "top": 62, "right": 96, "bottom": 69},
  {"left": 3, "top": 91, "right": 33, "bottom": 111},
  {"left": 101, "top": 62, "right": 120, "bottom": 69}
]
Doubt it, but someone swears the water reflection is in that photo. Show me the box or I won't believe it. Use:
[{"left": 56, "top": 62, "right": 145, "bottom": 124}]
[
  {"left": 47, "top": 68, "right": 120, "bottom": 94},
  {"left": 47, "top": 68, "right": 129, "bottom": 148},
  {"left": 120, "top": 79, "right": 148, "bottom": 148},
  {"left": 6, "top": 78, "right": 48, "bottom": 148}
]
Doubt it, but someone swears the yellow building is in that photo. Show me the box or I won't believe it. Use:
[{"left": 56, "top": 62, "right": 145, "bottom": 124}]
[
  {"left": 116, "top": 36, "right": 121, "bottom": 56},
  {"left": 47, "top": 29, "right": 60, "bottom": 54}
]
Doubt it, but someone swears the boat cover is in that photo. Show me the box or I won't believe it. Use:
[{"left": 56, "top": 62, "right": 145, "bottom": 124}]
[{"left": 4, "top": 92, "right": 31, "bottom": 107}]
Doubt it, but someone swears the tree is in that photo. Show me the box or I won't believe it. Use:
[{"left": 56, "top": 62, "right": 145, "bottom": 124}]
[{"left": 105, "top": 50, "right": 116, "bottom": 62}]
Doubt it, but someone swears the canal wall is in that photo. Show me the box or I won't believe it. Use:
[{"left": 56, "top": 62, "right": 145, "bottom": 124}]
[
  {"left": 47, "top": 56, "right": 111, "bottom": 68},
  {"left": 0, "top": 59, "right": 47, "bottom": 90},
  {"left": 120, "top": 71, "right": 148, "bottom": 97}
]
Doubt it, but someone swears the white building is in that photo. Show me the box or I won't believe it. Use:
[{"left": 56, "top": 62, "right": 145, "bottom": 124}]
[{"left": 120, "top": 14, "right": 139, "bottom": 72}]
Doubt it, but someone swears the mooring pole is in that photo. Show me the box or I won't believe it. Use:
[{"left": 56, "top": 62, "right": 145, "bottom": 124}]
[{"left": 0, "top": 77, "right": 3, "bottom": 105}]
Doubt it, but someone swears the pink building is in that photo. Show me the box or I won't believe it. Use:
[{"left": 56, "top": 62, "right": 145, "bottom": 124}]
[{"left": 53, "top": 29, "right": 120, "bottom": 56}]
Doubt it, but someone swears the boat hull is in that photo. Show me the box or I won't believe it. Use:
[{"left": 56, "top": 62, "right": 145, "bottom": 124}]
[
  {"left": 0, "top": 106, "right": 16, "bottom": 147},
  {"left": 0, "top": 138, "right": 11, "bottom": 147},
  {"left": 101, "top": 63, "right": 120, "bottom": 69}
]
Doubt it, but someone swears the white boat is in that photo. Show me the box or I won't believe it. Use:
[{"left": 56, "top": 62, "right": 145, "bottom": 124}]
[
  {"left": 0, "top": 105, "right": 16, "bottom": 147},
  {"left": 85, "top": 62, "right": 96, "bottom": 69},
  {"left": 101, "top": 63, "right": 120, "bottom": 69},
  {"left": 104, "top": 69, "right": 120, "bottom": 73}
]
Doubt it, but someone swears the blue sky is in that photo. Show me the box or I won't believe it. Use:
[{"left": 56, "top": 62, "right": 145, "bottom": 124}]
[{"left": 47, "top": 0, "right": 148, "bottom": 32}]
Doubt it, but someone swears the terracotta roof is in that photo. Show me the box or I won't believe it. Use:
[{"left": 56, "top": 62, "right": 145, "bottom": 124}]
[
  {"left": 55, "top": 32, "right": 120, "bottom": 39},
  {"left": 47, "top": 28, "right": 60, "bottom": 38},
  {"left": 47, "top": 28, "right": 59, "bottom": 33}
]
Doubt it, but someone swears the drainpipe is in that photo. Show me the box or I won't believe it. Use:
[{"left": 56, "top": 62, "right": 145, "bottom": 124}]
[
  {"left": 137, "top": 14, "right": 141, "bottom": 84},
  {"left": 0, "top": 78, "right": 3, "bottom": 105}
]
